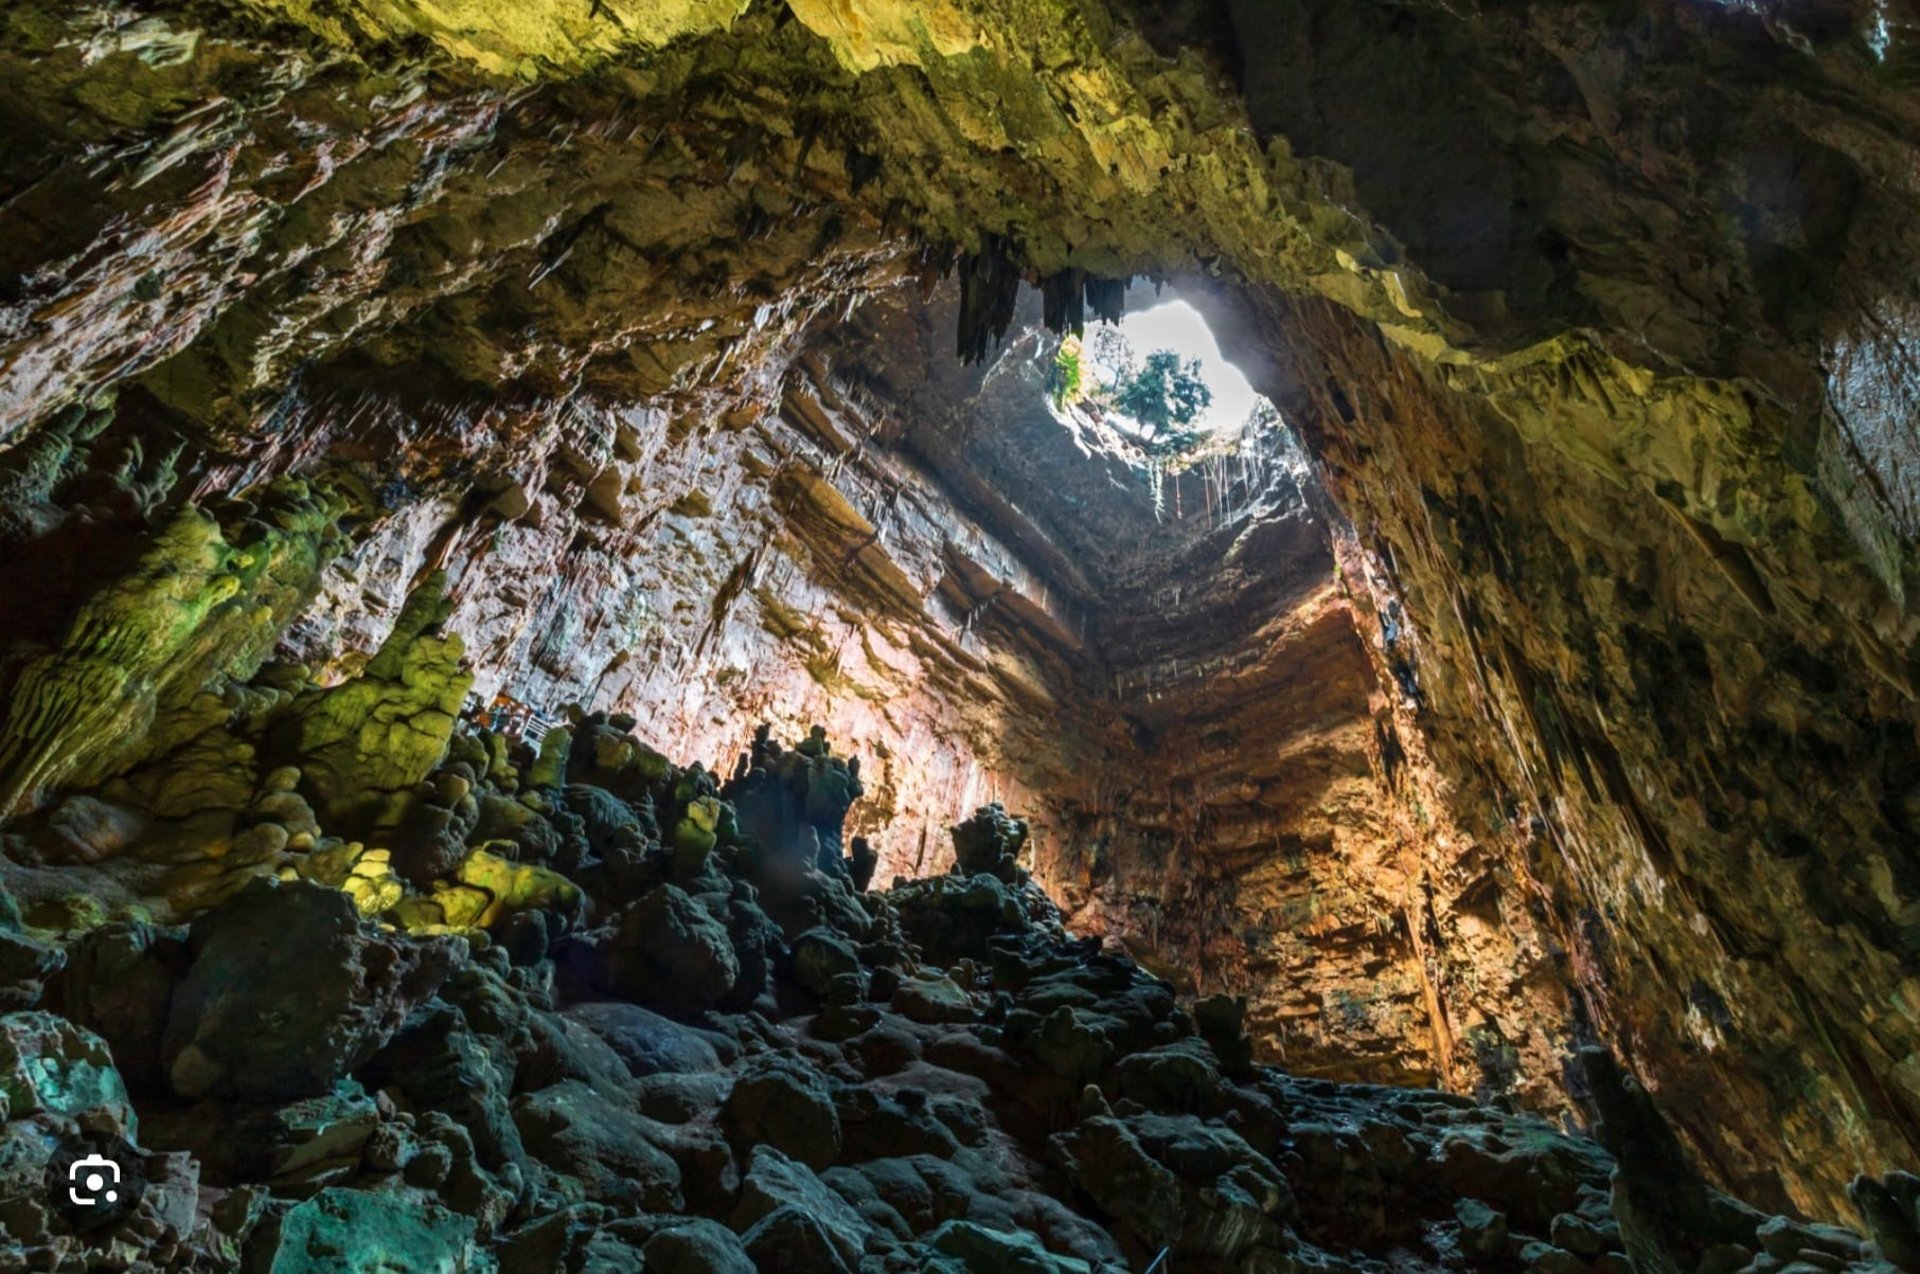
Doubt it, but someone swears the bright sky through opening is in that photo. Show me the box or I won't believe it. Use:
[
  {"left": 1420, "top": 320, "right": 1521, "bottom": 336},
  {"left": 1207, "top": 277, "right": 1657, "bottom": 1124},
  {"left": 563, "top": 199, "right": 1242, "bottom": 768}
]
[{"left": 1094, "top": 299, "right": 1260, "bottom": 435}]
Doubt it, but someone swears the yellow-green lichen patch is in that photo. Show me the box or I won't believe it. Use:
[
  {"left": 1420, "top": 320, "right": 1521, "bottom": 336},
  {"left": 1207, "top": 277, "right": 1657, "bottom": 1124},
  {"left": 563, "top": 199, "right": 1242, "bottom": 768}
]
[
  {"left": 388, "top": 847, "right": 578, "bottom": 933},
  {"left": 286, "top": 572, "right": 474, "bottom": 833},
  {"left": 0, "top": 479, "right": 344, "bottom": 823},
  {"left": 233, "top": 0, "right": 753, "bottom": 76}
]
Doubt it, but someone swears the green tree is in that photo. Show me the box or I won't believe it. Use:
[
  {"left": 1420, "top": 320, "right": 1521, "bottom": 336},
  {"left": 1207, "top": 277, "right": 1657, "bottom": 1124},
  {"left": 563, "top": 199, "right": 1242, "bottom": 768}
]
[
  {"left": 1050, "top": 338, "right": 1083, "bottom": 409},
  {"left": 1112, "top": 349, "right": 1212, "bottom": 447}
]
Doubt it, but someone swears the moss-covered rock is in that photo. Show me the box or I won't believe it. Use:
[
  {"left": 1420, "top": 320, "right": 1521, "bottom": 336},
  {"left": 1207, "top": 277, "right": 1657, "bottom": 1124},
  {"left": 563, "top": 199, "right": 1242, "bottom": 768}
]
[
  {"left": 0, "top": 481, "right": 343, "bottom": 822},
  {"left": 285, "top": 572, "right": 474, "bottom": 835}
]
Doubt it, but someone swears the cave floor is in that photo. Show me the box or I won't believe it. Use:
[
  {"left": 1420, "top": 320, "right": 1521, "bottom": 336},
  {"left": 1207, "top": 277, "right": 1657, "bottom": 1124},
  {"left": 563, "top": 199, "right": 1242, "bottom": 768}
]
[{"left": 0, "top": 713, "right": 1896, "bottom": 1274}]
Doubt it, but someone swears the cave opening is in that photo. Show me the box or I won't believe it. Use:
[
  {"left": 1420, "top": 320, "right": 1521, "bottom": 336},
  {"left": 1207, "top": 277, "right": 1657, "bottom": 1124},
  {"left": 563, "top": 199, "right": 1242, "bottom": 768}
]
[
  {"left": 1044, "top": 294, "right": 1278, "bottom": 484},
  {"left": 4, "top": 0, "right": 1920, "bottom": 1267},
  {"left": 814, "top": 272, "right": 1493, "bottom": 1092}
]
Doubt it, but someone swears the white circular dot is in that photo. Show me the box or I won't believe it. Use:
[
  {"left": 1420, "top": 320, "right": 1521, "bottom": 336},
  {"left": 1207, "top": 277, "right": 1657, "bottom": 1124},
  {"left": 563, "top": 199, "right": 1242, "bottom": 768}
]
[{"left": 85, "top": 1173, "right": 103, "bottom": 1192}]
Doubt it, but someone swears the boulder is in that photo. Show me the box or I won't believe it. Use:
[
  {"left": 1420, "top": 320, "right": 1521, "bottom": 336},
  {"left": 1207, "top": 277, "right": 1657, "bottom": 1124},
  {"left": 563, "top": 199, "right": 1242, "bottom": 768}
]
[
  {"left": 1518, "top": 1240, "right": 1586, "bottom": 1274},
  {"left": 561, "top": 784, "right": 652, "bottom": 858},
  {"left": 576, "top": 1233, "right": 647, "bottom": 1273},
  {"left": 246, "top": 1187, "right": 484, "bottom": 1273},
  {"left": 722, "top": 1059, "right": 842, "bottom": 1169},
  {"left": 516, "top": 1009, "right": 636, "bottom": 1093},
  {"left": 836, "top": 1091, "right": 963, "bottom": 1162},
  {"left": 595, "top": 884, "right": 739, "bottom": 1017},
  {"left": 141, "top": 1079, "right": 380, "bottom": 1187},
  {"left": 1456, "top": 1198, "right": 1509, "bottom": 1260},
  {"left": 362, "top": 1005, "right": 525, "bottom": 1173},
  {"left": 54, "top": 920, "right": 189, "bottom": 1092},
  {"left": 510, "top": 1079, "right": 682, "bottom": 1209},
  {"left": 740, "top": 1205, "right": 856, "bottom": 1274},
  {"left": 0, "top": 927, "right": 62, "bottom": 1012},
  {"left": 1755, "top": 1214, "right": 1867, "bottom": 1263},
  {"left": 0, "top": 1011, "right": 136, "bottom": 1135},
  {"left": 1129, "top": 1112, "right": 1292, "bottom": 1258},
  {"left": 563, "top": 1000, "right": 723, "bottom": 1077},
  {"left": 1050, "top": 1115, "right": 1183, "bottom": 1249},
  {"left": 160, "top": 879, "right": 460, "bottom": 1102},
  {"left": 1111, "top": 1038, "right": 1220, "bottom": 1113},
  {"left": 791, "top": 926, "right": 860, "bottom": 997},
  {"left": 927, "top": 1220, "right": 1094, "bottom": 1273},
  {"left": 1053, "top": 1111, "right": 1291, "bottom": 1260},
  {"left": 950, "top": 803, "right": 1028, "bottom": 882},
  {"left": 733, "top": 1145, "right": 869, "bottom": 1270},
  {"left": 643, "top": 1218, "right": 756, "bottom": 1273},
  {"left": 889, "top": 872, "right": 1043, "bottom": 967},
  {"left": 1551, "top": 1211, "right": 1610, "bottom": 1257},
  {"left": 892, "top": 973, "right": 974, "bottom": 1025}
]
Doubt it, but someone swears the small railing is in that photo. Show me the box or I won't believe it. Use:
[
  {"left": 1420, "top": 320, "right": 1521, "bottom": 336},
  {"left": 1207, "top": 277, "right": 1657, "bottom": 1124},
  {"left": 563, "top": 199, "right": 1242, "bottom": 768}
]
[{"left": 462, "top": 692, "right": 556, "bottom": 745}]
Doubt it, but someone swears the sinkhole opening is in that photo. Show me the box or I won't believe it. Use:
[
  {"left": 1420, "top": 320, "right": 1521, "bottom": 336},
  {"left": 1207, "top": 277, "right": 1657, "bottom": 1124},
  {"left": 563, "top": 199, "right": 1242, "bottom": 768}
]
[{"left": 1036, "top": 292, "right": 1299, "bottom": 522}]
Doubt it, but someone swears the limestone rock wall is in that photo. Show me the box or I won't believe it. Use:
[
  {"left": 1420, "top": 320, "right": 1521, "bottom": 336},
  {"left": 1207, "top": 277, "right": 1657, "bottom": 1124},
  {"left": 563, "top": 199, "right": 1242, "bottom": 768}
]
[
  {"left": 275, "top": 367, "right": 1099, "bottom": 888},
  {"left": 1271, "top": 289, "right": 1920, "bottom": 1220},
  {"left": 4, "top": 0, "right": 1920, "bottom": 1228},
  {"left": 1030, "top": 458, "right": 1573, "bottom": 1109}
]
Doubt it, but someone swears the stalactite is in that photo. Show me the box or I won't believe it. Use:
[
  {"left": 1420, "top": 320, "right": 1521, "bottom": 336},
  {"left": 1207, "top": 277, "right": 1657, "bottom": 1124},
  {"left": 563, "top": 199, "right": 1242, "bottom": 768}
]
[{"left": 954, "top": 233, "right": 1023, "bottom": 364}]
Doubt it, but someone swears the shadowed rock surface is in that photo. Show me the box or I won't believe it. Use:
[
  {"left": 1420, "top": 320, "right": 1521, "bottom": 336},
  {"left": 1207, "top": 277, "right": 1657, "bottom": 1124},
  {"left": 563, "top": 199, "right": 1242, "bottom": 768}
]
[
  {"left": 5, "top": 0, "right": 1920, "bottom": 1264},
  {"left": 0, "top": 714, "right": 1895, "bottom": 1273}
]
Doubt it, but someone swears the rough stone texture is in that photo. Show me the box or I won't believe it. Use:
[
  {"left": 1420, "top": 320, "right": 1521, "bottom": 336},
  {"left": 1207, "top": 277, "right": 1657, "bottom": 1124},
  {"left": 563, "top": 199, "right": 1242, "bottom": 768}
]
[
  {"left": 247, "top": 1187, "right": 484, "bottom": 1274},
  {"left": 0, "top": 1012, "right": 136, "bottom": 1133},
  {"left": 0, "top": 482, "right": 344, "bottom": 822},
  {"left": 594, "top": 884, "right": 742, "bottom": 1017},
  {"left": 0, "top": 715, "right": 1895, "bottom": 1270},
  {"left": 284, "top": 572, "right": 473, "bottom": 835},
  {"left": 0, "top": 0, "right": 1918, "bottom": 1236},
  {"left": 160, "top": 878, "right": 459, "bottom": 1101}
]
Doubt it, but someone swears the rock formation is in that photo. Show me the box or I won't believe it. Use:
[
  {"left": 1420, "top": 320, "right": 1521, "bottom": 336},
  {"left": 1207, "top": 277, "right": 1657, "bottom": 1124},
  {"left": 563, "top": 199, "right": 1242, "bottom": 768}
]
[
  {"left": 0, "top": 709, "right": 1890, "bottom": 1273},
  {"left": 2, "top": 0, "right": 1920, "bottom": 1261}
]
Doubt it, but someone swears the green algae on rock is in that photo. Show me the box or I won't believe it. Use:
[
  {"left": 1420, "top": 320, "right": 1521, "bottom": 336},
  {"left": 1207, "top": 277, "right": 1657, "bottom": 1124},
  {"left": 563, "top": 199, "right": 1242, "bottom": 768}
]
[
  {"left": 284, "top": 572, "right": 474, "bottom": 836},
  {"left": 0, "top": 480, "right": 345, "bottom": 823}
]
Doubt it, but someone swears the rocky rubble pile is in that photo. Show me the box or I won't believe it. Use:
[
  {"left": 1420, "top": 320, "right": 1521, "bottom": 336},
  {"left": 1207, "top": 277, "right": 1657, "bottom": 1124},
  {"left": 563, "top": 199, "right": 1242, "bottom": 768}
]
[{"left": 0, "top": 696, "right": 1913, "bottom": 1272}]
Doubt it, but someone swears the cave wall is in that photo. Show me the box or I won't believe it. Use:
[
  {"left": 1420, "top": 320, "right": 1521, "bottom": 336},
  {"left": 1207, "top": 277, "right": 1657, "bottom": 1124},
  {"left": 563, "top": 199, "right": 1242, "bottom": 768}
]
[
  {"left": 1038, "top": 486, "right": 1576, "bottom": 1107},
  {"left": 4, "top": 0, "right": 1920, "bottom": 1227},
  {"left": 798, "top": 280, "right": 1569, "bottom": 1101},
  {"left": 276, "top": 356, "right": 1122, "bottom": 888},
  {"left": 1265, "top": 286, "right": 1920, "bottom": 1219}
]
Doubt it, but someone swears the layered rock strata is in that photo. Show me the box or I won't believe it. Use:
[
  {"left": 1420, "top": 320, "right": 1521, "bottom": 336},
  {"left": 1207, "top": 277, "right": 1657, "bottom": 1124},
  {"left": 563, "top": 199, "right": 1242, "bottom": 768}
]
[{"left": 1, "top": 0, "right": 1919, "bottom": 1225}]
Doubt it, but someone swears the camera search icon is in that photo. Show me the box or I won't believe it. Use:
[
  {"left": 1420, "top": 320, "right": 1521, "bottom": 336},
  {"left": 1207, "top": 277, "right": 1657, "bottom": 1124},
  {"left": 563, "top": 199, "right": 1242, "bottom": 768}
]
[
  {"left": 45, "top": 1134, "right": 147, "bottom": 1232},
  {"left": 67, "top": 1152, "right": 122, "bottom": 1206}
]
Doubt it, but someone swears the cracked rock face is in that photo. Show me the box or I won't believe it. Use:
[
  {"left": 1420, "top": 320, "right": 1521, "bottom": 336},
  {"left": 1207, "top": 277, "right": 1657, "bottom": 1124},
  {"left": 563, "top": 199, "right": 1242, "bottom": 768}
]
[{"left": 2, "top": 0, "right": 1920, "bottom": 1247}]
